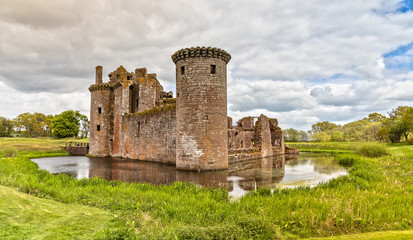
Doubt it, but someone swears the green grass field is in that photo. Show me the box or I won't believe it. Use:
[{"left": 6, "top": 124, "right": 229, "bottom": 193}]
[
  {"left": 0, "top": 185, "right": 120, "bottom": 239},
  {"left": 0, "top": 138, "right": 412, "bottom": 239}
]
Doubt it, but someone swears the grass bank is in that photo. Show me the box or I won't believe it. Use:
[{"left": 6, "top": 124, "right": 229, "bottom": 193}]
[
  {"left": 0, "top": 138, "right": 412, "bottom": 239},
  {"left": 0, "top": 185, "right": 120, "bottom": 239}
]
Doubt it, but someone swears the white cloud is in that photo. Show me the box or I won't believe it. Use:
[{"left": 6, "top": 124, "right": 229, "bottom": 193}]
[{"left": 1, "top": 0, "right": 413, "bottom": 130}]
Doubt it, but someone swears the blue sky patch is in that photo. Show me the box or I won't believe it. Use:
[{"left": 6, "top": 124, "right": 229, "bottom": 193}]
[
  {"left": 397, "top": 0, "right": 413, "bottom": 13},
  {"left": 383, "top": 42, "right": 413, "bottom": 70}
]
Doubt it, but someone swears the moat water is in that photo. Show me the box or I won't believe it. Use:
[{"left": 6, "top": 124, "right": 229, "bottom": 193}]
[{"left": 32, "top": 153, "right": 347, "bottom": 197}]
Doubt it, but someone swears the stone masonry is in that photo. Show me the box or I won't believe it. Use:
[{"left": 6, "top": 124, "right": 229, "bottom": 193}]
[{"left": 89, "top": 46, "right": 295, "bottom": 171}]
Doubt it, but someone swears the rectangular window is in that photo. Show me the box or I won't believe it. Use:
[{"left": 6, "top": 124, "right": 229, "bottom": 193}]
[
  {"left": 97, "top": 125, "right": 101, "bottom": 131},
  {"left": 137, "top": 122, "right": 141, "bottom": 136},
  {"left": 211, "top": 65, "right": 216, "bottom": 74},
  {"left": 181, "top": 66, "right": 185, "bottom": 75},
  {"left": 98, "top": 107, "right": 102, "bottom": 114}
]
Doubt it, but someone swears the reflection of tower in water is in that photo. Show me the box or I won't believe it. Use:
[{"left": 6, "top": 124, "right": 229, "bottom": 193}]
[
  {"left": 228, "top": 155, "right": 288, "bottom": 191},
  {"left": 84, "top": 154, "right": 301, "bottom": 191},
  {"left": 87, "top": 157, "right": 113, "bottom": 180}
]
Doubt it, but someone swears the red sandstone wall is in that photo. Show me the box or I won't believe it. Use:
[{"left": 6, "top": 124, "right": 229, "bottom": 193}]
[{"left": 121, "top": 108, "right": 176, "bottom": 164}]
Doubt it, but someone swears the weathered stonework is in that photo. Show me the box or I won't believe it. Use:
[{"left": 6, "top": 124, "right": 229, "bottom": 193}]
[
  {"left": 88, "top": 46, "right": 297, "bottom": 171},
  {"left": 173, "top": 47, "right": 230, "bottom": 171}
]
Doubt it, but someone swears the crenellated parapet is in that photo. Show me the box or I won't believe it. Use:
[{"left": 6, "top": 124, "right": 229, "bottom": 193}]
[
  {"left": 171, "top": 46, "right": 231, "bottom": 64},
  {"left": 88, "top": 83, "right": 112, "bottom": 92}
]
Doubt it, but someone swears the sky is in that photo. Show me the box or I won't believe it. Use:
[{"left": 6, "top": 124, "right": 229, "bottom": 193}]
[{"left": 1, "top": 0, "right": 413, "bottom": 130}]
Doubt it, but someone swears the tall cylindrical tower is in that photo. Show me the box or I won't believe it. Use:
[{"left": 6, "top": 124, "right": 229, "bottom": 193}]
[
  {"left": 89, "top": 65, "right": 112, "bottom": 157},
  {"left": 172, "top": 47, "right": 231, "bottom": 171}
]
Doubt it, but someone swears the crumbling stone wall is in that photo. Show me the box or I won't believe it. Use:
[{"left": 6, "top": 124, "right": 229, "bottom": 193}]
[
  {"left": 254, "top": 114, "right": 274, "bottom": 158},
  {"left": 172, "top": 47, "right": 231, "bottom": 171},
  {"left": 269, "top": 118, "right": 285, "bottom": 154},
  {"left": 138, "top": 74, "right": 158, "bottom": 112}
]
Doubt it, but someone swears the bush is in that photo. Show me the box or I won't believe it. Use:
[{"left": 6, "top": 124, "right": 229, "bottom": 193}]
[
  {"left": 3, "top": 146, "right": 18, "bottom": 157},
  {"left": 355, "top": 143, "right": 389, "bottom": 157},
  {"left": 406, "top": 138, "right": 413, "bottom": 145},
  {"left": 335, "top": 153, "right": 359, "bottom": 166}
]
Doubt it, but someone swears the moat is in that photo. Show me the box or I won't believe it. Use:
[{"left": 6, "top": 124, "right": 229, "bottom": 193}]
[{"left": 32, "top": 153, "right": 346, "bottom": 197}]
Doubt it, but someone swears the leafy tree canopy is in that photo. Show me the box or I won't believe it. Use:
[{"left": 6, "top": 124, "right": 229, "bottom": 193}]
[
  {"left": 52, "top": 111, "right": 80, "bottom": 138},
  {"left": 0, "top": 116, "right": 14, "bottom": 137}
]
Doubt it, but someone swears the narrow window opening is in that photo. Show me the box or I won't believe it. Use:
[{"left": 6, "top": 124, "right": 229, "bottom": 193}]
[
  {"left": 98, "top": 107, "right": 102, "bottom": 114},
  {"left": 177, "top": 93, "right": 180, "bottom": 97},
  {"left": 136, "top": 99, "right": 139, "bottom": 107},
  {"left": 137, "top": 122, "right": 141, "bottom": 135},
  {"left": 127, "top": 76, "right": 131, "bottom": 80},
  {"left": 97, "top": 125, "right": 101, "bottom": 131},
  {"left": 211, "top": 65, "right": 216, "bottom": 74},
  {"left": 181, "top": 66, "right": 185, "bottom": 75}
]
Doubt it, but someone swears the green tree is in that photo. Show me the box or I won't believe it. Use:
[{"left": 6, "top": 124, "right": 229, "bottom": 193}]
[
  {"left": 13, "top": 112, "right": 49, "bottom": 137},
  {"left": 380, "top": 106, "right": 413, "bottom": 142},
  {"left": 283, "top": 128, "right": 300, "bottom": 142},
  {"left": 52, "top": 111, "right": 80, "bottom": 138},
  {"left": 0, "top": 116, "right": 14, "bottom": 137},
  {"left": 74, "top": 111, "right": 89, "bottom": 138},
  {"left": 330, "top": 131, "right": 345, "bottom": 142},
  {"left": 364, "top": 112, "right": 386, "bottom": 122},
  {"left": 311, "top": 132, "right": 330, "bottom": 142},
  {"left": 311, "top": 121, "right": 338, "bottom": 133},
  {"left": 299, "top": 130, "right": 310, "bottom": 142}
]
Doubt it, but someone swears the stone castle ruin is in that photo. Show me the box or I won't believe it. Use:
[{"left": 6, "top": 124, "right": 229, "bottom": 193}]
[{"left": 89, "top": 46, "right": 295, "bottom": 171}]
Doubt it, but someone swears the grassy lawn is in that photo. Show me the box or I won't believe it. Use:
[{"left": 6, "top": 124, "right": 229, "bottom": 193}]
[
  {"left": 0, "top": 185, "right": 121, "bottom": 239},
  {"left": 0, "top": 138, "right": 412, "bottom": 239},
  {"left": 310, "top": 230, "right": 413, "bottom": 239},
  {"left": 0, "top": 137, "right": 88, "bottom": 157}
]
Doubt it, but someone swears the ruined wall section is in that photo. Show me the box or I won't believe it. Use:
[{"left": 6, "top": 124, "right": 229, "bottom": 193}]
[
  {"left": 228, "top": 127, "right": 255, "bottom": 150},
  {"left": 172, "top": 47, "right": 231, "bottom": 170},
  {"left": 269, "top": 118, "right": 285, "bottom": 154},
  {"left": 254, "top": 114, "right": 274, "bottom": 158},
  {"left": 138, "top": 74, "right": 158, "bottom": 112},
  {"left": 122, "top": 104, "right": 176, "bottom": 164}
]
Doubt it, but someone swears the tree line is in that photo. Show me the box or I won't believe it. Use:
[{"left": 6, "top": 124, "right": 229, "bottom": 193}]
[
  {"left": 0, "top": 110, "right": 89, "bottom": 138},
  {"left": 283, "top": 106, "right": 413, "bottom": 143}
]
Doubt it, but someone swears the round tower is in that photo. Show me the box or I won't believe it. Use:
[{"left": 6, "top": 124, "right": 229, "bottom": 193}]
[
  {"left": 89, "top": 65, "right": 112, "bottom": 157},
  {"left": 172, "top": 47, "right": 231, "bottom": 171}
]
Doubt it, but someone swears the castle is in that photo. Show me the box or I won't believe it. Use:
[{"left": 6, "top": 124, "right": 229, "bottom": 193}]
[{"left": 89, "top": 47, "right": 293, "bottom": 171}]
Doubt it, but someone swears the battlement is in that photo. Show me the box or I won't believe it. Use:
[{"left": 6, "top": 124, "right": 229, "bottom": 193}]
[
  {"left": 171, "top": 46, "right": 231, "bottom": 64},
  {"left": 88, "top": 83, "right": 112, "bottom": 92}
]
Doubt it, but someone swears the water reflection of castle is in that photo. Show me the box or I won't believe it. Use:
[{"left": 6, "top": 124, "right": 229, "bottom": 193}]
[{"left": 86, "top": 155, "right": 298, "bottom": 192}]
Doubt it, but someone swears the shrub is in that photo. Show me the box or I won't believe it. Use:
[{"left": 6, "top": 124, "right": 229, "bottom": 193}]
[
  {"left": 406, "top": 138, "right": 413, "bottom": 145},
  {"left": 355, "top": 143, "right": 389, "bottom": 157},
  {"left": 3, "top": 146, "right": 18, "bottom": 157},
  {"left": 335, "top": 153, "right": 359, "bottom": 166}
]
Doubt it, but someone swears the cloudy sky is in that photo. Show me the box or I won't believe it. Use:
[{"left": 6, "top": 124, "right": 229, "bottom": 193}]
[{"left": 1, "top": 0, "right": 413, "bottom": 130}]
